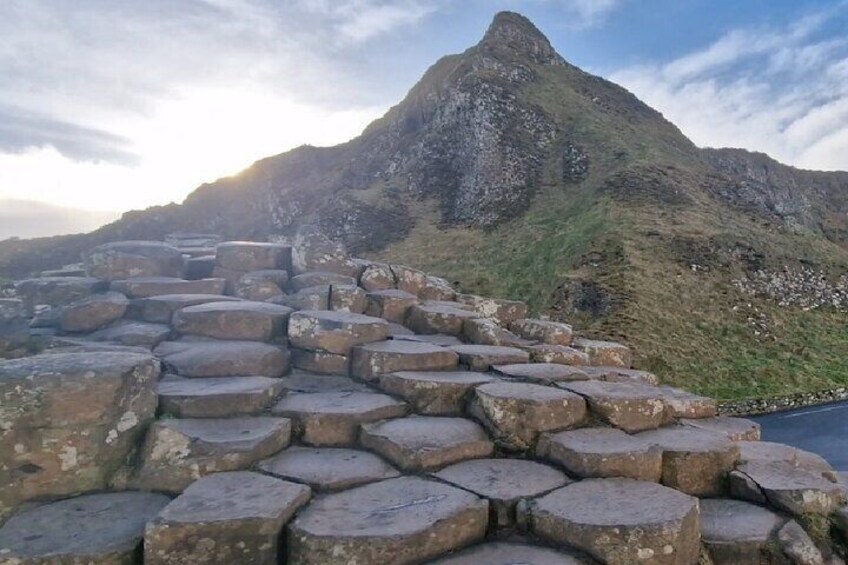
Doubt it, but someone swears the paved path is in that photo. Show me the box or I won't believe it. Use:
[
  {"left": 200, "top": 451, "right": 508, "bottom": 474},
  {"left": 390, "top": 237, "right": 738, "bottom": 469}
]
[{"left": 752, "top": 401, "right": 848, "bottom": 471}]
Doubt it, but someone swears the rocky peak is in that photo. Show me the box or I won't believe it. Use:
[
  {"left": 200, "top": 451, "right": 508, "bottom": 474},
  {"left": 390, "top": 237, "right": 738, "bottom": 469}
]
[{"left": 479, "top": 11, "right": 563, "bottom": 65}]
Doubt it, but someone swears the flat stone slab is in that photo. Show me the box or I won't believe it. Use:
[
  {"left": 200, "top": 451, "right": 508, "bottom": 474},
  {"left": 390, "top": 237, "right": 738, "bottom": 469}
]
[
  {"left": 351, "top": 340, "right": 459, "bottom": 381},
  {"left": 216, "top": 241, "right": 291, "bottom": 271},
  {"left": 287, "top": 476, "right": 488, "bottom": 565},
  {"left": 469, "top": 382, "right": 587, "bottom": 451},
  {"left": 272, "top": 391, "right": 408, "bottom": 446},
  {"left": 433, "top": 458, "right": 570, "bottom": 528},
  {"left": 155, "top": 340, "right": 290, "bottom": 377},
  {"left": 274, "top": 285, "right": 330, "bottom": 311},
  {"left": 111, "top": 276, "right": 225, "bottom": 298},
  {"left": 393, "top": 333, "right": 464, "bottom": 347},
  {"left": 60, "top": 291, "right": 128, "bottom": 332},
  {"left": 258, "top": 446, "right": 400, "bottom": 491},
  {"left": 736, "top": 441, "right": 836, "bottom": 477},
  {"left": 290, "top": 271, "right": 357, "bottom": 291},
  {"left": 234, "top": 270, "right": 288, "bottom": 301},
  {"left": 428, "top": 542, "right": 590, "bottom": 564},
  {"left": 134, "top": 417, "right": 291, "bottom": 493},
  {"left": 90, "top": 320, "right": 171, "bottom": 348},
  {"left": 510, "top": 318, "right": 574, "bottom": 346},
  {"left": 700, "top": 498, "right": 785, "bottom": 564},
  {"left": 290, "top": 347, "right": 349, "bottom": 375},
  {"left": 637, "top": 427, "right": 740, "bottom": 496},
  {"left": 405, "top": 303, "right": 480, "bottom": 335},
  {"left": 145, "top": 471, "right": 310, "bottom": 565},
  {"left": 0, "top": 491, "right": 170, "bottom": 563},
  {"left": 364, "top": 289, "right": 419, "bottom": 322},
  {"left": 730, "top": 460, "right": 847, "bottom": 515},
  {"left": 657, "top": 386, "right": 717, "bottom": 419},
  {"left": 15, "top": 276, "right": 107, "bottom": 313},
  {"left": 449, "top": 344, "right": 530, "bottom": 371},
  {"left": 288, "top": 310, "right": 388, "bottom": 354},
  {"left": 455, "top": 293, "right": 528, "bottom": 326},
  {"left": 493, "top": 363, "right": 590, "bottom": 384},
  {"left": 379, "top": 370, "right": 497, "bottom": 415},
  {"left": 681, "top": 416, "right": 761, "bottom": 440},
  {"left": 462, "top": 318, "right": 531, "bottom": 347},
  {"left": 561, "top": 380, "right": 666, "bottom": 433},
  {"left": 527, "top": 344, "right": 590, "bottom": 366},
  {"left": 278, "top": 371, "right": 374, "bottom": 394},
  {"left": 173, "top": 300, "right": 293, "bottom": 341},
  {"left": 126, "top": 293, "right": 242, "bottom": 323},
  {"left": 529, "top": 478, "right": 700, "bottom": 565},
  {"left": 85, "top": 240, "right": 185, "bottom": 280},
  {"left": 581, "top": 366, "right": 660, "bottom": 385},
  {"left": 360, "top": 416, "right": 494, "bottom": 471},
  {"left": 537, "top": 427, "right": 663, "bottom": 482},
  {"left": 328, "top": 284, "right": 367, "bottom": 313},
  {"left": 571, "top": 338, "right": 632, "bottom": 368},
  {"left": 157, "top": 375, "right": 285, "bottom": 417}
]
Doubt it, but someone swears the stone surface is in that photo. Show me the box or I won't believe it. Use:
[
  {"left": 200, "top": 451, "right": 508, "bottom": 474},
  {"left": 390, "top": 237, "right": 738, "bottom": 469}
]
[
  {"left": 0, "top": 351, "right": 158, "bottom": 519},
  {"left": 391, "top": 264, "right": 429, "bottom": 296},
  {"left": 329, "top": 284, "right": 367, "bottom": 313},
  {"left": 158, "top": 375, "right": 285, "bottom": 417},
  {"left": 462, "top": 317, "right": 530, "bottom": 347},
  {"left": 272, "top": 391, "right": 407, "bottom": 446},
  {"left": 290, "top": 271, "right": 357, "bottom": 291},
  {"left": 351, "top": 340, "right": 459, "bottom": 381},
  {"left": 428, "top": 543, "right": 590, "bottom": 564},
  {"left": 379, "top": 370, "right": 496, "bottom": 415},
  {"left": 15, "top": 276, "right": 107, "bottom": 314},
  {"left": 258, "top": 446, "right": 400, "bottom": 491},
  {"left": 433, "top": 458, "right": 570, "bottom": 529},
  {"left": 288, "top": 310, "right": 388, "bottom": 354},
  {"left": 561, "top": 380, "right": 666, "bottom": 432},
  {"left": 527, "top": 344, "right": 591, "bottom": 365},
  {"left": 234, "top": 270, "right": 288, "bottom": 300},
  {"left": 493, "top": 362, "right": 589, "bottom": 383},
  {"left": 216, "top": 241, "right": 291, "bottom": 272},
  {"left": 731, "top": 460, "right": 847, "bottom": 515},
  {"left": 637, "top": 426, "right": 740, "bottom": 496},
  {"left": 469, "top": 381, "right": 586, "bottom": 451},
  {"left": 144, "top": 471, "right": 310, "bottom": 565},
  {"left": 184, "top": 255, "right": 216, "bottom": 280},
  {"left": 529, "top": 478, "right": 700, "bottom": 565},
  {"left": 581, "top": 366, "right": 660, "bottom": 385},
  {"left": 172, "top": 300, "right": 293, "bottom": 341},
  {"left": 450, "top": 344, "right": 530, "bottom": 371},
  {"left": 155, "top": 340, "right": 289, "bottom": 377},
  {"left": 360, "top": 416, "right": 494, "bottom": 471},
  {"left": 537, "top": 427, "right": 663, "bottom": 481},
  {"left": 0, "top": 298, "right": 29, "bottom": 354},
  {"left": 85, "top": 240, "right": 185, "bottom": 280},
  {"left": 291, "top": 226, "right": 359, "bottom": 276},
  {"left": 126, "top": 293, "right": 242, "bottom": 323},
  {"left": 0, "top": 491, "right": 170, "bottom": 564},
  {"left": 287, "top": 476, "right": 488, "bottom": 565},
  {"left": 700, "top": 498, "right": 785, "bottom": 565},
  {"left": 110, "top": 276, "right": 226, "bottom": 298},
  {"left": 278, "top": 371, "right": 373, "bottom": 394},
  {"left": 393, "top": 333, "right": 464, "bottom": 347},
  {"left": 290, "top": 347, "right": 350, "bottom": 375},
  {"left": 364, "top": 289, "right": 419, "bottom": 322},
  {"left": 681, "top": 416, "right": 761, "bottom": 440},
  {"left": 420, "top": 275, "right": 457, "bottom": 301},
  {"left": 59, "top": 291, "right": 128, "bottom": 332},
  {"left": 90, "top": 320, "right": 171, "bottom": 348},
  {"left": 572, "top": 338, "right": 633, "bottom": 367},
  {"left": 359, "top": 262, "right": 396, "bottom": 291},
  {"left": 510, "top": 318, "right": 574, "bottom": 346},
  {"left": 456, "top": 293, "right": 528, "bottom": 326},
  {"left": 134, "top": 417, "right": 291, "bottom": 493},
  {"left": 778, "top": 520, "right": 825, "bottom": 565},
  {"left": 406, "top": 302, "right": 480, "bottom": 335},
  {"left": 272, "top": 285, "right": 330, "bottom": 310},
  {"left": 658, "top": 386, "right": 717, "bottom": 419}
]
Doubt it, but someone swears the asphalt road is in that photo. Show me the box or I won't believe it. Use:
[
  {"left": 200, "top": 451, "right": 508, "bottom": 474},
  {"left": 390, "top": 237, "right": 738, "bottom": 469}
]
[{"left": 752, "top": 401, "right": 848, "bottom": 471}]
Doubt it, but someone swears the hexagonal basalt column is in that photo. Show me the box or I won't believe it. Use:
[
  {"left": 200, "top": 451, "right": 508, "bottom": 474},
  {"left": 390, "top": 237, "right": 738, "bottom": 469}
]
[
  {"left": 571, "top": 338, "right": 632, "bottom": 367},
  {"left": 351, "top": 340, "right": 459, "bottom": 381},
  {"left": 561, "top": 380, "right": 666, "bottom": 433},
  {"left": 378, "top": 370, "right": 497, "bottom": 415},
  {"left": 172, "top": 301, "right": 293, "bottom": 341},
  {"left": 449, "top": 344, "right": 530, "bottom": 371},
  {"left": 258, "top": 446, "right": 400, "bottom": 492},
  {"left": 287, "top": 310, "right": 388, "bottom": 354}
]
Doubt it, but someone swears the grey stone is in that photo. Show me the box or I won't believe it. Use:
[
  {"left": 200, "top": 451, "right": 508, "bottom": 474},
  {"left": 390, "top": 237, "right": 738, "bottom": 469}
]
[
  {"left": 427, "top": 542, "right": 590, "bottom": 564},
  {"left": 420, "top": 275, "right": 457, "bottom": 301},
  {"left": 291, "top": 226, "right": 359, "bottom": 276},
  {"left": 450, "top": 344, "right": 530, "bottom": 371},
  {"left": 657, "top": 386, "right": 717, "bottom": 419},
  {"left": 493, "top": 362, "right": 590, "bottom": 384},
  {"left": 14, "top": 276, "right": 107, "bottom": 314},
  {"left": 85, "top": 241, "right": 185, "bottom": 281},
  {"left": 581, "top": 366, "right": 660, "bottom": 385},
  {"left": 462, "top": 318, "right": 531, "bottom": 347},
  {"left": 527, "top": 344, "right": 590, "bottom": 365},
  {"left": 288, "top": 310, "right": 388, "bottom": 354},
  {"left": 290, "top": 271, "right": 357, "bottom": 292},
  {"left": 510, "top": 318, "right": 574, "bottom": 346},
  {"left": 272, "top": 285, "right": 330, "bottom": 311},
  {"left": 455, "top": 293, "right": 528, "bottom": 326},
  {"left": 158, "top": 375, "right": 285, "bottom": 417},
  {"left": 393, "top": 333, "right": 464, "bottom": 347},
  {"left": 89, "top": 320, "right": 171, "bottom": 348},
  {"left": 359, "top": 262, "right": 396, "bottom": 292},
  {"left": 365, "top": 289, "right": 419, "bottom": 323},
  {"left": 329, "top": 284, "right": 367, "bottom": 313},
  {"left": 290, "top": 347, "right": 350, "bottom": 375},
  {"left": 59, "top": 291, "right": 128, "bottom": 333},
  {"left": 258, "top": 446, "right": 400, "bottom": 491},
  {"left": 110, "top": 276, "right": 226, "bottom": 298},
  {"left": 172, "top": 300, "right": 292, "bottom": 341},
  {"left": 155, "top": 340, "right": 290, "bottom": 377},
  {"left": 406, "top": 302, "right": 479, "bottom": 335},
  {"left": 351, "top": 340, "right": 459, "bottom": 381},
  {"left": 700, "top": 498, "right": 785, "bottom": 565},
  {"left": 278, "top": 371, "right": 373, "bottom": 394},
  {"left": 126, "top": 293, "right": 242, "bottom": 323},
  {"left": 571, "top": 338, "right": 633, "bottom": 367},
  {"left": 379, "top": 370, "right": 496, "bottom": 415},
  {"left": 235, "top": 270, "right": 288, "bottom": 301},
  {"left": 391, "top": 264, "right": 429, "bottom": 296},
  {"left": 216, "top": 241, "right": 292, "bottom": 272},
  {"left": 560, "top": 380, "right": 666, "bottom": 432},
  {"left": 731, "top": 460, "right": 847, "bottom": 516},
  {"left": 778, "top": 520, "right": 825, "bottom": 565},
  {"left": 681, "top": 416, "right": 761, "bottom": 440}
]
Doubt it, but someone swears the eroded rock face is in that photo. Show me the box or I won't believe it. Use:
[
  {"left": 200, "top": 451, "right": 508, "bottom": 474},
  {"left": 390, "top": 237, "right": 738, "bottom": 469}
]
[
  {"left": 85, "top": 241, "right": 185, "bottom": 281},
  {"left": 0, "top": 351, "right": 159, "bottom": 519}
]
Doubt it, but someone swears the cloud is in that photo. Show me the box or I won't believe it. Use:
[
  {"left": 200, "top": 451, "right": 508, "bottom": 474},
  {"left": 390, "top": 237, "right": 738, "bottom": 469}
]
[
  {"left": 295, "top": 0, "right": 439, "bottom": 43},
  {"left": 610, "top": 5, "right": 848, "bottom": 171}
]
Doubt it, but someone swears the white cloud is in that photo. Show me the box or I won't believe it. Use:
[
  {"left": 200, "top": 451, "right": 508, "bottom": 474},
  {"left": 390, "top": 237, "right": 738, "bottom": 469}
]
[
  {"left": 610, "top": 6, "right": 848, "bottom": 171},
  {"left": 297, "top": 0, "right": 439, "bottom": 43}
]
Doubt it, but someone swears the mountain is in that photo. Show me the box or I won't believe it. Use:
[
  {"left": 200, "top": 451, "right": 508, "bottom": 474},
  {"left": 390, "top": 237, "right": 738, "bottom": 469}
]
[
  {"left": 2, "top": 12, "right": 847, "bottom": 400},
  {"left": 0, "top": 200, "right": 118, "bottom": 240}
]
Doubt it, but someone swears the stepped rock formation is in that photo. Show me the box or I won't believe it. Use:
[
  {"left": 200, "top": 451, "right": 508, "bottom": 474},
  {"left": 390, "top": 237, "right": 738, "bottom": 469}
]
[{"left": 1, "top": 229, "right": 847, "bottom": 564}]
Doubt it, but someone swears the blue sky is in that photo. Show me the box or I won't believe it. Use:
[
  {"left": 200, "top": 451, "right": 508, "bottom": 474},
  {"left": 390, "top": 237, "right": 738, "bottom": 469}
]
[{"left": 1, "top": 0, "right": 847, "bottom": 237}]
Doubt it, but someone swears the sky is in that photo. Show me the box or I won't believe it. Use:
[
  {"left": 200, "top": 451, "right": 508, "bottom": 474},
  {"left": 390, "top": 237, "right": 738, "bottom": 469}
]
[{"left": 1, "top": 0, "right": 847, "bottom": 238}]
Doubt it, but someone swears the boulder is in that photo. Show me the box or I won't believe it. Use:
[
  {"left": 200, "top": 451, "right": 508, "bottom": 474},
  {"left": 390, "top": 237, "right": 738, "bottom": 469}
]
[
  {"left": 157, "top": 375, "right": 285, "bottom": 417},
  {"left": 359, "top": 262, "right": 396, "bottom": 291},
  {"left": 469, "top": 381, "right": 587, "bottom": 451},
  {"left": 449, "top": 344, "right": 530, "bottom": 371},
  {"left": 510, "top": 318, "right": 574, "bottom": 346},
  {"left": 456, "top": 293, "right": 528, "bottom": 325},
  {"left": 59, "top": 291, "right": 128, "bottom": 333},
  {"left": 145, "top": 471, "right": 310, "bottom": 565},
  {"left": 89, "top": 320, "right": 171, "bottom": 348},
  {"left": 258, "top": 446, "right": 400, "bottom": 492},
  {"left": 351, "top": 340, "right": 459, "bottom": 381},
  {"left": 700, "top": 498, "right": 786, "bottom": 564},
  {"left": 405, "top": 303, "right": 479, "bottom": 335},
  {"left": 433, "top": 458, "right": 570, "bottom": 529},
  {"left": 365, "top": 289, "right": 419, "bottom": 322},
  {"left": 134, "top": 417, "right": 291, "bottom": 493},
  {"left": 110, "top": 276, "right": 226, "bottom": 298},
  {"left": 14, "top": 276, "right": 107, "bottom": 314},
  {"left": 529, "top": 478, "right": 700, "bottom": 565},
  {"left": 378, "top": 370, "right": 496, "bottom": 415},
  {"left": 172, "top": 300, "right": 293, "bottom": 341},
  {"left": 561, "top": 380, "right": 666, "bottom": 432},
  {"left": 85, "top": 240, "right": 185, "bottom": 280},
  {"left": 360, "top": 416, "right": 494, "bottom": 471},
  {"left": 215, "top": 241, "right": 292, "bottom": 272},
  {"left": 493, "top": 362, "right": 590, "bottom": 384},
  {"left": 125, "top": 293, "right": 242, "bottom": 323},
  {"left": 291, "top": 226, "right": 359, "bottom": 276},
  {"left": 272, "top": 391, "right": 407, "bottom": 446},
  {"left": 290, "top": 347, "right": 350, "bottom": 375},
  {"left": 537, "top": 427, "right": 663, "bottom": 482},
  {"left": 288, "top": 310, "right": 388, "bottom": 354},
  {"left": 290, "top": 271, "right": 357, "bottom": 291},
  {"left": 287, "top": 476, "right": 488, "bottom": 564},
  {"left": 0, "top": 351, "right": 158, "bottom": 519},
  {"left": 0, "top": 491, "right": 170, "bottom": 564},
  {"left": 155, "top": 339, "right": 289, "bottom": 377},
  {"left": 571, "top": 338, "right": 632, "bottom": 367},
  {"left": 527, "top": 344, "right": 590, "bottom": 365}
]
